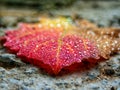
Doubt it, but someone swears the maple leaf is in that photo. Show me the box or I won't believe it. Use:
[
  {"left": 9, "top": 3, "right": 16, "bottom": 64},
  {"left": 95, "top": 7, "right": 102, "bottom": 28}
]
[{"left": 3, "top": 17, "right": 120, "bottom": 75}]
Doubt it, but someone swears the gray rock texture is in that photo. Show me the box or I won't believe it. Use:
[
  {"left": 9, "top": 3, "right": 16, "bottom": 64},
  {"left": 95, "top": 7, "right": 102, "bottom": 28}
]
[{"left": 0, "top": 1, "right": 120, "bottom": 90}]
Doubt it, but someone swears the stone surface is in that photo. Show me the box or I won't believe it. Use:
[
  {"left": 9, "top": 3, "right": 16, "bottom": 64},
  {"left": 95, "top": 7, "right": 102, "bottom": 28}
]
[{"left": 0, "top": 1, "right": 120, "bottom": 90}]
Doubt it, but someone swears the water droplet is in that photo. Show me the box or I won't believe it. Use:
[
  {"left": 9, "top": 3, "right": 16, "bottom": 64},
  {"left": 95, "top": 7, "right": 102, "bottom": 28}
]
[
  {"left": 74, "top": 45, "right": 77, "bottom": 48},
  {"left": 36, "top": 45, "right": 39, "bottom": 48},
  {"left": 57, "top": 24, "right": 61, "bottom": 27},
  {"left": 66, "top": 51, "right": 69, "bottom": 54},
  {"left": 74, "top": 54, "right": 77, "bottom": 56},
  {"left": 114, "top": 40, "right": 118, "bottom": 44},
  {"left": 111, "top": 48, "right": 114, "bottom": 51},
  {"left": 79, "top": 40, "right": 82, "bottom": 43}
]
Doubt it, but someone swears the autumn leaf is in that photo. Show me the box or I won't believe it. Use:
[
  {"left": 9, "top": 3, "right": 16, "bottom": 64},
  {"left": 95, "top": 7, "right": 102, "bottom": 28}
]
[{"left": 3, "top": 17, "right": 120, "bottom": 75}]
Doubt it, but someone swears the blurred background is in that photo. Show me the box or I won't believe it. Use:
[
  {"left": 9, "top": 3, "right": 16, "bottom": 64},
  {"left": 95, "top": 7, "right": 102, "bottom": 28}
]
[
  {"left": 0, "top": 0, "right": 120, "bottom": 28},
  {"left": 0, "top": 0, "right": 120, "bottom": 90}
]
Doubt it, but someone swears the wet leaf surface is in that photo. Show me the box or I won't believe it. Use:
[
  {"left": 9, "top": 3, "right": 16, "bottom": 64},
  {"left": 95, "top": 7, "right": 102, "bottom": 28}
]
[{"left": 3, "top": 17, "right": 120, "bottom": 75}]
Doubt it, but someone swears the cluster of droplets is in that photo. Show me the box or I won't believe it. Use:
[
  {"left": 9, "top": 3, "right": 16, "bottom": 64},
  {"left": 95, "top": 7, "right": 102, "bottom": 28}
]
[
  {"left": 76, "top": 22, "right": 120, "bottom": 59},
  {"left": 58, "top": 35, "right": 99, "bottom": 67},
  {"left": 38, "top": 17, "right": 74, "bottom": 31},
  {"left": 96, "top": 36, "right": 120, "bottom": 58}
]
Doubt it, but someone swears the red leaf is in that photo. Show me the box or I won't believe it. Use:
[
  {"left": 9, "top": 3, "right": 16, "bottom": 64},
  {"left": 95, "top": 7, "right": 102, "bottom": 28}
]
[{"left": 3, "top": 17, "right": 120, "bottom": 75}]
